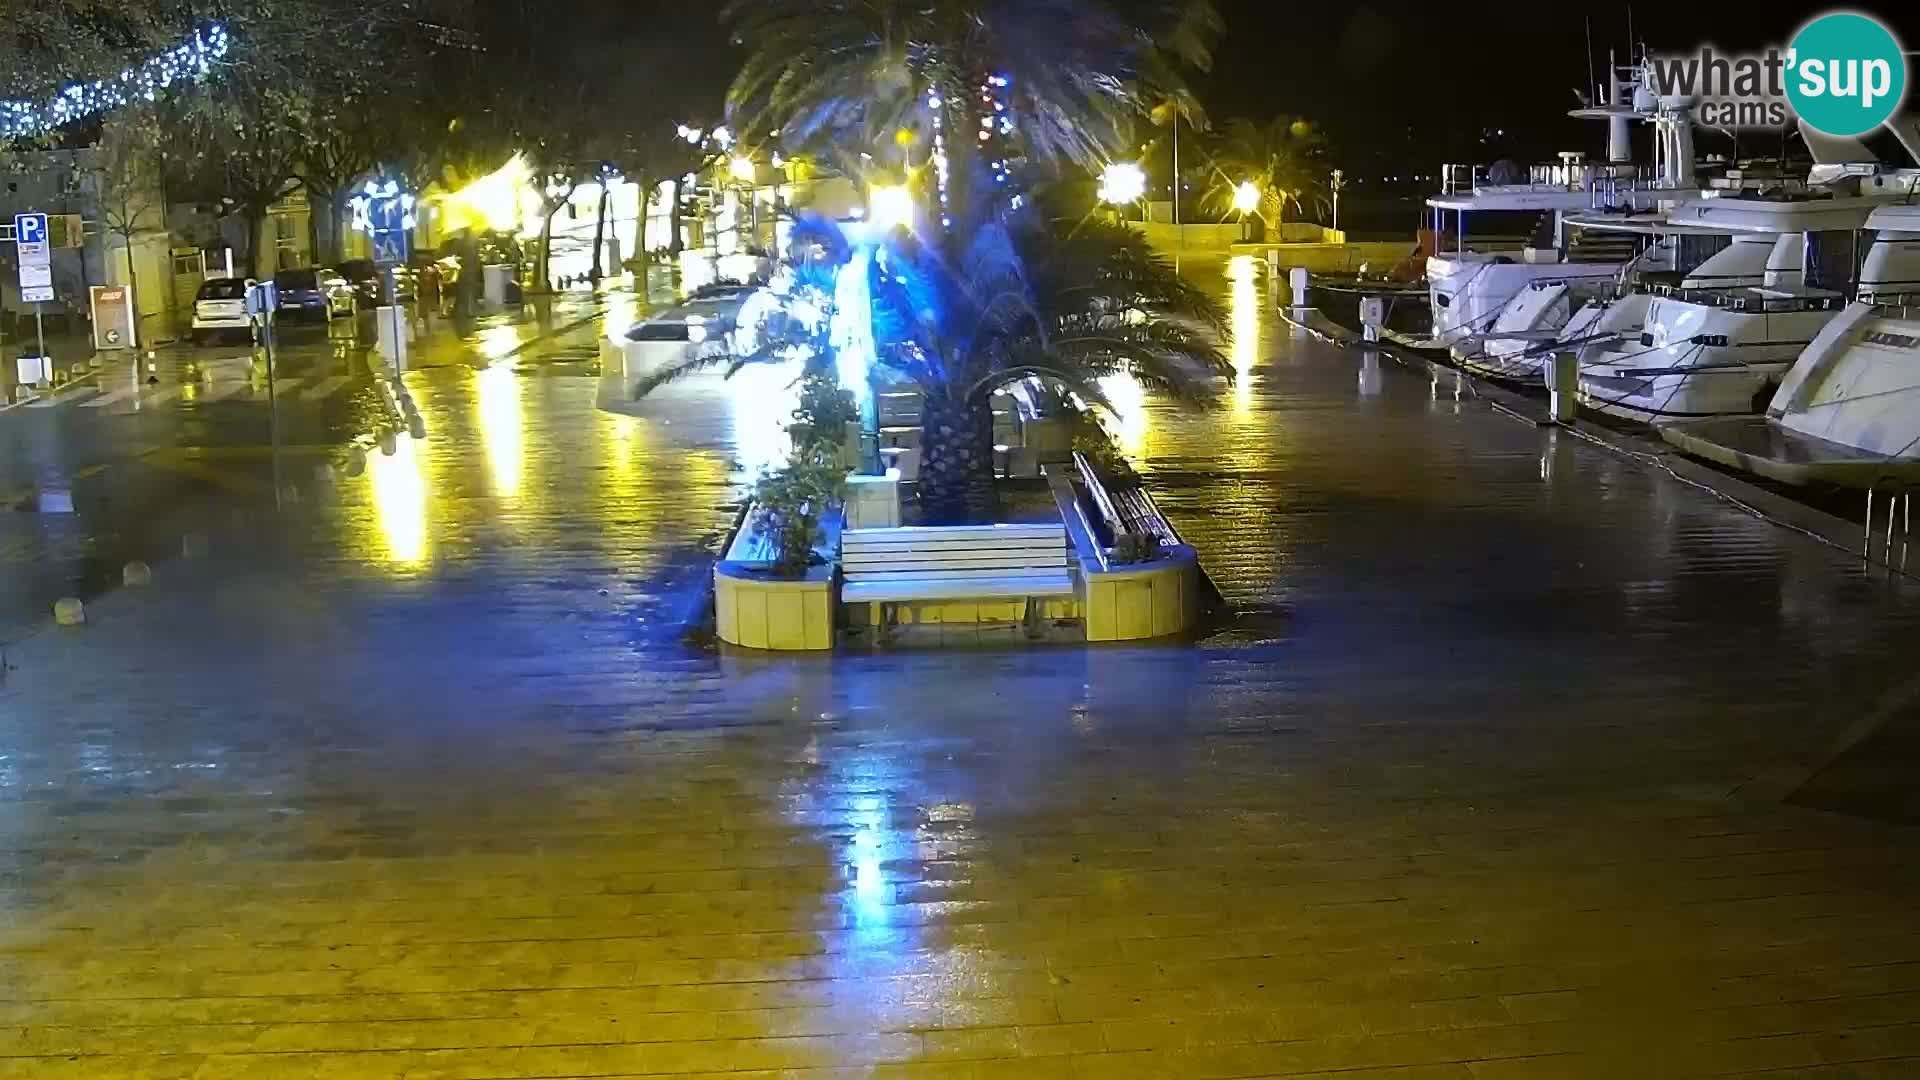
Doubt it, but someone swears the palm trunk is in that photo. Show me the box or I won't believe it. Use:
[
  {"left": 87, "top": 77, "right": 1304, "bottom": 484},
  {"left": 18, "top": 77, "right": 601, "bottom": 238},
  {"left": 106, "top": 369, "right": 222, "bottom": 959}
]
[{"left": 917, "top": 389, "right": 997, "bottom": 525}]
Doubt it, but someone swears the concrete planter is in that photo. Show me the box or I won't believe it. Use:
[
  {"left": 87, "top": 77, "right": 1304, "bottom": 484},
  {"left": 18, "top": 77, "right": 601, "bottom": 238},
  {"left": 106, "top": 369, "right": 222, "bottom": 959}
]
[
  {"left": 713, "top": 501, "right": 842, "bottom": 652},
  {"left": 843, "top": 470, "right": 901, "bottom": 530},
  {"left": 1080, "top": 544, "right": 1202, "bottom": 642},
  {"left": 714, "top": 562, "right": 836, "bottom": 651}
]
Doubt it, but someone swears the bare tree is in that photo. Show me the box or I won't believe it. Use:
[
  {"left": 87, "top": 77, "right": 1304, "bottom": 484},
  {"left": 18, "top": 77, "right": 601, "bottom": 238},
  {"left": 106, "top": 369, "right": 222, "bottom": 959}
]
[{"left": 89, "top": 115, "right": 168, "bottom": 347}]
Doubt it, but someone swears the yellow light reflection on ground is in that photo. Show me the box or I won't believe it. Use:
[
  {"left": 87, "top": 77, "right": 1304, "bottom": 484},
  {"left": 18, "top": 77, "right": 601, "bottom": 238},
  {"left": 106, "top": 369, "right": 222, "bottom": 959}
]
[
  {"left": 1097, "top": 373, "right": 1150, "bottom": 458},
  {"left": 475, "top": 364, "right": 524, "bottom": 499},
  {"left": 477, "top": 326, "right": 524, "bottom": 362},
  {"left": 1228, "top": 255, "right": 1260, "bottom": 420},
  {"left": 366, "top": 436, "right": 429, "bottom": 567}
]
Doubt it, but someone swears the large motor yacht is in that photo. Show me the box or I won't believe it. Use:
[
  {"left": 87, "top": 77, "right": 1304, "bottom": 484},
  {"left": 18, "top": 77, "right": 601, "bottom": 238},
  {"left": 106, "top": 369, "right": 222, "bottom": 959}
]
[
  {"left": 1462, "top": 213, "right": 1778, "bottom": 382},
  {"left": 1659, "top": 203, "right": 1920, "bottom": 486},
  {"left": 1577, "top": 171, "right": 1920, "bottom": 423},
  {"left": 1421, "top": 54, "right": 1708, "bottom": 363}
]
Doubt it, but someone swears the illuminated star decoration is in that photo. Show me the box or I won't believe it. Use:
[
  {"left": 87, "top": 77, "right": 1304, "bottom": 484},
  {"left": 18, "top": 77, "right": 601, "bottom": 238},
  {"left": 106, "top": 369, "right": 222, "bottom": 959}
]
[
  {"left": 350, "top": 177, "right": 419, "bottom": 234},
  {"left": 0, "top": 24, "right": 231, "bottom": 140}
]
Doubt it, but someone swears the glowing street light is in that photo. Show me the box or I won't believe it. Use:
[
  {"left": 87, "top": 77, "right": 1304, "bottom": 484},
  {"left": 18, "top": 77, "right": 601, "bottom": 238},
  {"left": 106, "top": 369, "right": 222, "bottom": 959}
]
[
  {"left": 1231, "top": 180, "right": 1261, "bottom": 216},
  {"left": 730, "top": 156, "right": 757, "bottom": 183},
  {"left": 1097, "top": 162, "right": 1147, "bottom": 207},
  {"left": 869, "top": 184, "right": 914, "bottom": 231}
]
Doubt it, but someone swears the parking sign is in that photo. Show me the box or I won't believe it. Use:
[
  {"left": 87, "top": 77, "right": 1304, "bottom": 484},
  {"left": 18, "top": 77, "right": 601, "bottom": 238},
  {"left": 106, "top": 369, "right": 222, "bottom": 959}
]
[{"left": 14, "top": 213, "right": 52, "bottom": 303}]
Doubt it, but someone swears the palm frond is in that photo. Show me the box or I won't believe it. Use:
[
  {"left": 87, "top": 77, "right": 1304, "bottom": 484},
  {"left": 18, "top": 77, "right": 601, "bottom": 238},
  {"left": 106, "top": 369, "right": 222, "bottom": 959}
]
[{"left": 630, "top": 342, "right": 737, "bottom": 398}]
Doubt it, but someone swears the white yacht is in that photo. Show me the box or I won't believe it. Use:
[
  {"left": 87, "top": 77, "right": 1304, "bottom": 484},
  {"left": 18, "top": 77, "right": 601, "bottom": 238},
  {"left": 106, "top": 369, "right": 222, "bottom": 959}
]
[
  {"left": 1424, "top": 54, "right": 1706, "bottom": 366},
  {"left": 1465, "top": 217, "right": 1776, "bottom": 381},
  {"left": 1578, "top": 172, "right": 1920, "bottom": 424},
  {"left": 1659, "top": 204, "right": 1920, "bottom": 486}
]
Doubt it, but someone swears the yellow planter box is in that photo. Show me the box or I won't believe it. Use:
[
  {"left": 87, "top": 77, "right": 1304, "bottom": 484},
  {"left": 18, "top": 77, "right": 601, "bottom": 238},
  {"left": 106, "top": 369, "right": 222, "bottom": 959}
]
[
  {"left": 1082, "top": 545, "right": 1201, "bottom": 642},
  {"left": 714, "top": 563, "right": 836, "bottom": 651}
]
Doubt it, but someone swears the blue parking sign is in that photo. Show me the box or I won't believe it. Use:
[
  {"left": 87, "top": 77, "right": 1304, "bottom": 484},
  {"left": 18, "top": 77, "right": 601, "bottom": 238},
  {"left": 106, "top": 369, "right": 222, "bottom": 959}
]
[
  {"left": 372, "top": 229, "right": 408, "bottom": 265},
  {"left": 14, "top": 213, "right": 46, "bottom": 245}
]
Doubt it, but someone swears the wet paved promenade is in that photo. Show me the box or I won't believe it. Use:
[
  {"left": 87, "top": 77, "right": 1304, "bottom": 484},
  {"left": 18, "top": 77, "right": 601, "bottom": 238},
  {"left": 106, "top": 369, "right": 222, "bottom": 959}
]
[{"left": 2, "top": 264, "right": 1920, "bottom": 1077}]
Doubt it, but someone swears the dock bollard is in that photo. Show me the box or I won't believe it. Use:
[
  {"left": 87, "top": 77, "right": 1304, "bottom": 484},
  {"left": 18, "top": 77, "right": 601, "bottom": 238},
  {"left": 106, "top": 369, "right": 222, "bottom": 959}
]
[
  {"left": 123, "top": 561, "right": 152, "bottom": 587},
  {"left": 1359, "top": 296, "right": 1385, "bottom": 344},
  {"left": 53, "top": 598, "right": 85, "bottom": 625},
  {"left": 1546, "top": 352, "right": 1579, "bottom": 424}
]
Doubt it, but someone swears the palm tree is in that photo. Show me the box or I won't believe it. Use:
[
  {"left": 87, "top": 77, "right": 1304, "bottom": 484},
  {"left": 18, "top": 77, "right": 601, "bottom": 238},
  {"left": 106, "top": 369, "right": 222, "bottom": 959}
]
[
  {"left": 688, "top": 0, "right": 1231, "bottom": 523},
  {"left": 638, "top": 196, "right": 1230, "bottom": 524},
  {"left": 1205, "top": 116, "right": 1329, "bottom": 237},
  {"left": 723, "top": 0, "right": 1217, "bottom": 230},
  {"left": 870, "top": 193, "right": 1230, "bottom": 521}
]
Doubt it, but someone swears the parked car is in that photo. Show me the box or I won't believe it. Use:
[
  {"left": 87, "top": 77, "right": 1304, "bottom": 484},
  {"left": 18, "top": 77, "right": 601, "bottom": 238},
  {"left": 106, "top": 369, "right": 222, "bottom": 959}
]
[
  {"left": 338, "top": 259, "right": 418, "bottom": 306},
  {"left": 190, "top": 277, "right": 269, "bottom": 344},
  {"left": 273, "top": 267, "right": 355, "bottom": 320}
]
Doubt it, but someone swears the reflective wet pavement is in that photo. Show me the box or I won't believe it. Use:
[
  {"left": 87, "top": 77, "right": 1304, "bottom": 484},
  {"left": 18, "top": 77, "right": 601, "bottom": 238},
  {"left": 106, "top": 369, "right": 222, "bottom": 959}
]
[{"left": 2, "top": 263, "right": 1919, "bottom": 1077}]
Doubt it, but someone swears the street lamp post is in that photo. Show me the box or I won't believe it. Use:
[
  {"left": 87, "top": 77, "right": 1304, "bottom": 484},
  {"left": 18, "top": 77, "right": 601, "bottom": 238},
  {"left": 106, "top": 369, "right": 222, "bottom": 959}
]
[
  {"left": 1098, "top": 163, "right": 1147, "bottom": 223},
  {"left": 1171, "top": 111, "right": 1181, "bottom": 270},
  {"left": 1331, "top": 169, "right": 1345, "bottom": 235}
]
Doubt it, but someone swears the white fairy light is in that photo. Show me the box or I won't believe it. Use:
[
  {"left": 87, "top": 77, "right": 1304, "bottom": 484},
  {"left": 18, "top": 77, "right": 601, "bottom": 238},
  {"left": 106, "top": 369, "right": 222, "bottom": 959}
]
[{"left": 1, "top": 24, "right": 230, "bottom": 140}]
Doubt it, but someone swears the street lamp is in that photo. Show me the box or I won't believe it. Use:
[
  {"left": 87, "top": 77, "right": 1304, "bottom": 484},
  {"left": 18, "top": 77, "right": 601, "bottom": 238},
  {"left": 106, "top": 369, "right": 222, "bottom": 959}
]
[
  {"left": 1330, "top": 169, "right": 1345, "bottom": 234},
  {"left": 868, "top": 184, "right": 914, "bottom": 231},
  {"left": 730, "top": 156, "right": 757, "bottom": 183},
  {"left": 1231, "top": 180, "right": 1260, "bottom": 216},
  {"left": 1097, "top": 162, "right": 1147, "bottom": 219}
]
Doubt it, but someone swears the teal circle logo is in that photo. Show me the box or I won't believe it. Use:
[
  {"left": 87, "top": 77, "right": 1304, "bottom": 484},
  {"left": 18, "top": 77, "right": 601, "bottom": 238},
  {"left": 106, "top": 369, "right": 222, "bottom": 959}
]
[{"left": 1787, "top": 12, "right": 1907, "bottom": 136}]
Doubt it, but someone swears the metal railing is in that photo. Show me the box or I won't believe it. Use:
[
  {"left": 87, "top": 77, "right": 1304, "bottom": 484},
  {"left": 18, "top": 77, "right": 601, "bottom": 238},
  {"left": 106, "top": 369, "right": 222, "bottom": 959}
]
[
  {"left": 1439, "top": 161, "right": 1656, "bottom": 197},
  {"left": 1646, "top": 283, "right": 1849, "bottom": 313}
]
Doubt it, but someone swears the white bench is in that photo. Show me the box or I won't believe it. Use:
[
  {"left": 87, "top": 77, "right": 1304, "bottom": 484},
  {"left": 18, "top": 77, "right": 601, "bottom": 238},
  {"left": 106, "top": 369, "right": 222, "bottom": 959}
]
[{"left": 841, "top": 524, "right": 1075, "bottom": 630}]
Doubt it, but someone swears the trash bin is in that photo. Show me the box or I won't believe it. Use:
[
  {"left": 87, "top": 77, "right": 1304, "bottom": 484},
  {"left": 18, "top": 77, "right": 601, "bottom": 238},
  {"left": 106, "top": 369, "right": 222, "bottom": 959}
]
[{"left": 482, "top": 264, "right": 515, "bottom": 307}]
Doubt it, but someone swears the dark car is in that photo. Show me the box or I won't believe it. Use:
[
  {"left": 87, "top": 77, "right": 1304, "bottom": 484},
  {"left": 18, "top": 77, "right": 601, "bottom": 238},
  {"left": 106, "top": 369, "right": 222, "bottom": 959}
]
[
  {"left": 272, "top": 267, "right": 354, "bottom": 320},
  {"left": 339, "top": 259, "right": 418, "bottom": 306}
]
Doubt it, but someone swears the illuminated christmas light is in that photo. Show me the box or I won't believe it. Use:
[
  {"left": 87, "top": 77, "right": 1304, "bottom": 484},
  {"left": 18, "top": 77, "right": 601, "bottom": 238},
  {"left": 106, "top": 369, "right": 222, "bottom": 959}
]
[{"left": 1, "top": 24, "right": 230, "bottom": 140}]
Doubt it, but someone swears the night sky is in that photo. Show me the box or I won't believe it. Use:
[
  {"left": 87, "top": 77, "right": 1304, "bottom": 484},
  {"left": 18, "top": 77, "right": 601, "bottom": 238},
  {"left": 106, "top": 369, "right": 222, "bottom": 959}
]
[{"left": 1203, "top": 2, "right": 1920, "bottom": 166}]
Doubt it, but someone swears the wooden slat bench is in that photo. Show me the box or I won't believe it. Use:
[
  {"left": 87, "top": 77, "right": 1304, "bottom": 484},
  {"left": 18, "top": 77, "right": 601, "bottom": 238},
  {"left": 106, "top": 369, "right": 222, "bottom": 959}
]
[{"left": 841, "top": 524, "right": 1075, "bottom": 633}]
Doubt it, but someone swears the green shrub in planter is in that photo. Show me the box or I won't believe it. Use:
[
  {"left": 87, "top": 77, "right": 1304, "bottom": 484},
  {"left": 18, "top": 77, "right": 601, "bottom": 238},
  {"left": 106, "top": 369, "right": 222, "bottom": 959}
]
[
  {"left": 1109, "top": 532, "right": 1162, "bottom": 565},
  {"left": 750, "top": 370, "right": 859, "bottom": 578}
]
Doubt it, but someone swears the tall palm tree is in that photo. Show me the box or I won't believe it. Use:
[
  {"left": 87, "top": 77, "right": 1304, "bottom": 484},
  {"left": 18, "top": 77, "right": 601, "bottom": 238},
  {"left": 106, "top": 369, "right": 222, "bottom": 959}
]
[
  {"left": 637, "top": 196, "right": 1230, "bottom": 524},
  {"left": 1205, "top": 116, "right": 1329, "bottom": 236},
  {"left": 868, "top": 193, "right": 1230, "bottom": 521},
  {"left": 723, "top": 0, "right": 1218, "bottom": 231},
  {"left": 693, "top": 0, "right": 1230, "bottom": 522}
]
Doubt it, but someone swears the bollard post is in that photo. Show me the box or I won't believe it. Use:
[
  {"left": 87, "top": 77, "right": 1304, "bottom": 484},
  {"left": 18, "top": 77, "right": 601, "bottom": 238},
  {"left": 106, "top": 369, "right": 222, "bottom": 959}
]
[
  {"left": 1288, "top": 267, "right": 1309, "bottom": 313},
  {"left": 1545, "top": 352, "right": 1579, "bottom": 424},
  {"left": 1359, "top": 296, "right": 1385, "bottom": 344}
]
